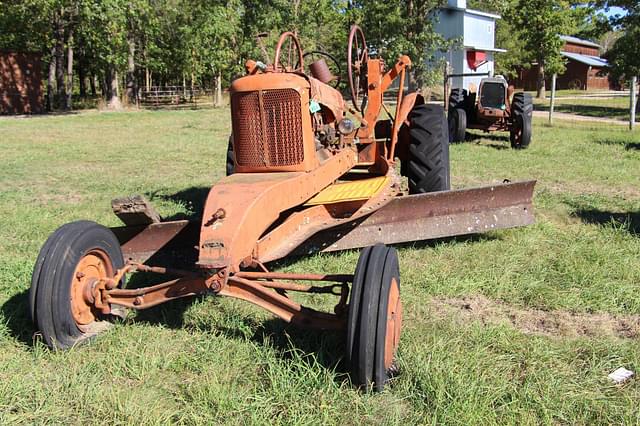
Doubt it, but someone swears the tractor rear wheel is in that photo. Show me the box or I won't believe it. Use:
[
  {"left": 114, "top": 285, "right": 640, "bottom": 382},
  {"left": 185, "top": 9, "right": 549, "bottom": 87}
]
[
  {"left": 511, "top": 92, "right": 533, "bottom": 116},
  {"left": 448, "top": 108, "right": 467, "bottom": 143},
  {"left": 510, "top": 92, "right": 533, "bottom": 149},
  {"left": 226, "top": 136, "right": 234, "bottom": 176},
  {"left": 448, "top": 88, "right": 467, "bottom": 111},
  {"left": 31, "top": 221, "right": 125, "bottom": 349},
  {"left": 347, "top": 244, "right": 402, "bottom": 392},
  {"left": 510, "top": 113, "right": 532, "bottom": 149},
  {"left": 403, "top": 104, "right": 450, "bottom": 194}
]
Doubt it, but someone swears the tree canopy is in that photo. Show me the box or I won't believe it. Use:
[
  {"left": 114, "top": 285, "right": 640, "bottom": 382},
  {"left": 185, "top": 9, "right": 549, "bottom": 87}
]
[
  {"left": 600, "top": 1, "right": 640, "bottom": 81},
  {"left": 2, "top": 0, "right": 636, "bottom": 109},
  {"left": 0, "top": 0, "right": 453, "bottom": 110}
]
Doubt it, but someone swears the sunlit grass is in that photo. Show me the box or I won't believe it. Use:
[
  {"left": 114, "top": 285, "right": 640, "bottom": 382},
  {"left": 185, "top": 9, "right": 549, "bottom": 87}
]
[{"left": 0, "top": 109, "right": 639, "bottom": 424}]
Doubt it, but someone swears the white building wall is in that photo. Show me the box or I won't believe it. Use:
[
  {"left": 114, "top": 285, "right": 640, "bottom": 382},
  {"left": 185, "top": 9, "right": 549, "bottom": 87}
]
[
  {"left": 430, "top": 5, "right": 501, "bottom": 93},
  {"left": 463, "top": 14, "right": 496, "bottom": 50},
  {"left": 461, "top": 51, "right": 494, "bottom": 92}
]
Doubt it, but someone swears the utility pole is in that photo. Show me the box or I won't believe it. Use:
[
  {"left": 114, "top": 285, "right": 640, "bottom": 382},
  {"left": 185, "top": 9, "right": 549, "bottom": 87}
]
[
  {"left": 549, "top": 73, "right": 557, "bottom": 125},
  {"left": 631, "top": 76, "right": 637, "bottom": 131}
]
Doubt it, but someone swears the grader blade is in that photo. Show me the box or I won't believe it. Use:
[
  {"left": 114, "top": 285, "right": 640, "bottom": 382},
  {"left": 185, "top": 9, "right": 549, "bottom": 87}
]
[{"left": 297, "top": 180, "right": 536, "bottom": 253}]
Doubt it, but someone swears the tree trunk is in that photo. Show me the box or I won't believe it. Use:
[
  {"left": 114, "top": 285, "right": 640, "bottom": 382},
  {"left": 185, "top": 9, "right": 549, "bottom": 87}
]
[
  {"left": 215, "top": 72, "right": 223, "bottom": 107},
  {"left": 54, "top": 12, "right": 65, "bottom": 110},
  {"left": 406, "top": 0, "right": 416, "bottom": 91},
  {"left": 65, "top": 27, "right": 74, "bottom": 110},
  {"left": 90, "top": 74, "right": 97, "bottom": 96},
  {"left": 183, "top": 75, "right": 187, "bottom": 99},
  {"left": 637, "top": 81, "right": 640, "bottom": 115},
  {"left": 105, "top": 65, "right": 122, "bottom": 110},
  {"left": 126, "top": 35, "right": 136, "bottom": 105},
  {"left": 47, "top": 46, "right": 56, "bottom": 112},
  {"left": 536, "top": 62, "right": 546, "bottom": 99},
  {"left": 78, "top": 64, "right": 86, "bottom": 98}
]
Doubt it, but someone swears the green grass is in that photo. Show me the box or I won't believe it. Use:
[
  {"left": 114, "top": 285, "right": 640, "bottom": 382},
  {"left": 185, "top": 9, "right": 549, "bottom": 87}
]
[{"left": 1, "top": 109, "right": 639, "bottom": 424}]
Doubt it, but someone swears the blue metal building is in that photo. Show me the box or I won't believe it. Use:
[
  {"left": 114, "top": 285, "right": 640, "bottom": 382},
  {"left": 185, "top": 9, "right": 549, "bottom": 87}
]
[{"left": 432, "top": 0, "right": 505, "bottom": 92}]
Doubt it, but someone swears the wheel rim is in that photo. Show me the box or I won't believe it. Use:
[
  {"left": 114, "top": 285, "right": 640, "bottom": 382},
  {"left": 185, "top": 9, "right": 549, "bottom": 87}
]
[
  {"left": 384, "top": 278, "right": 402, "bottom": 370},
  {"left": 273, "top": 32, "right": 304, "bottom": 73},
  {"left": 70, "top": 249, "right": 113, "bottom": 326},
  {"left": 347, "top": 25, "right": 369, "bottom": 112}
]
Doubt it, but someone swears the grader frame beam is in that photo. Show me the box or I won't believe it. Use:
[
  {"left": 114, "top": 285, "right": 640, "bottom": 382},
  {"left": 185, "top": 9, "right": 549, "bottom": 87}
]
[{"left": 111, "top": 180, "right": 535, "bottom": 267}]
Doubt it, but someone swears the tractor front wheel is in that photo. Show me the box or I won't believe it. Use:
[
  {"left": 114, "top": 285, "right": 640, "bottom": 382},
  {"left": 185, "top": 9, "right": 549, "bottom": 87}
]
[
  {"left": 448, "top": 108, "right": 467, "bottom": 143},
  {"left": 346, "top": 244, "right": 402, "bottom": 392},
  {"left": 31, "top": 221, "right": 126, "bottom": 349},
  {"left": 403, "top": 104, "right": 451, "bottom": 194}
]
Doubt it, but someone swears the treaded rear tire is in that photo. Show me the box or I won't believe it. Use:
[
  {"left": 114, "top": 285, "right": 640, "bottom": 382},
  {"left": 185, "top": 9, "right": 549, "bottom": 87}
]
[
  {"left": 448, "top": 88, "right": 467, "bottom": 111},
  {"left": 510, "top": 92, "right": 533, "bottom": 149},
  {"left": 512, "top": 92, "right": 533, "bottom": 116},
  {"left": 404, "top": 104, "right": 451, "bottom": 194},
  {"left": 226, "top": 136, "right": 234, "bottom": 176}
]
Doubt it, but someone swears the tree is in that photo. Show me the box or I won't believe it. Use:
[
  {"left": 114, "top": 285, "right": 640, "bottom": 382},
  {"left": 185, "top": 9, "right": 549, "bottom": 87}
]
[
  {"left": 505, "top": 0, "right": 581, "bottom": 98},
  {"left": 468, "top": 0, "right": 529, "bottom": 80},
  {"left": 600, "top": 1, "right": 640, "bottom": 102},
  {"left": 350, "top": 0, "right": 448, "bottom": 89},
  {"left": 185, "top": 0, "right": 241, "bottom": 106},
  {"left": 1, "top": 0, "right": 454, "bottom": 109}
]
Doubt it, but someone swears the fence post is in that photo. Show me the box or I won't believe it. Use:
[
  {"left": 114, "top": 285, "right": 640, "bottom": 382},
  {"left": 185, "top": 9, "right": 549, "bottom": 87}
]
[
  {"left": 443, "top": 62, "right": 449, "bottom": 112},
  {"left": 631, "top": 76, "right": 637, "bottom": 131},
  {"left": 549, "top": 73, "right": 557, "bottom": 125}
]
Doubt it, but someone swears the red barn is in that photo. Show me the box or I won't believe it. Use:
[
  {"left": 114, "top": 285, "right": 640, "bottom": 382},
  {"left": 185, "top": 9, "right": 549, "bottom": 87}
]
[
  {"left": 514, "top": 35, "right": 614, "bottom": 91},
  {"left": 0, "top": 51, "right": 44, "bottom": 114}
]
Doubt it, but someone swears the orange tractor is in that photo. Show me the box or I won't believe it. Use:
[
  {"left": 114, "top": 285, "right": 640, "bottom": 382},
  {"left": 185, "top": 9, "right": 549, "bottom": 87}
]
[{"left": 29, "top": 27, "right": 535, "bottom": 391}]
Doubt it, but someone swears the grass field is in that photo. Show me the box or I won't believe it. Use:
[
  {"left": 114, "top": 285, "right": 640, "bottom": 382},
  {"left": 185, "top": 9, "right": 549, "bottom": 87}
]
[{"left": 1, "top": 109, "right": 639, "bottom": 424}]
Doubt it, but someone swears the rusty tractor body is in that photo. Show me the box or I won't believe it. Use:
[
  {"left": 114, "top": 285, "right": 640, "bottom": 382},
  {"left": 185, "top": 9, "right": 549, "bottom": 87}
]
[
  {"left": 30, "top": 27, "right": 536, "bottom": 391},
  {"left": 448, "top": 75, "right": 534, "bottom": 149}
]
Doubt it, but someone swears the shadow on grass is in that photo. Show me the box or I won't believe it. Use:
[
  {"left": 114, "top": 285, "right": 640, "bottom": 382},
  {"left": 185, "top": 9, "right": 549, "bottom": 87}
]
[
  {"left": 217, "top": 318, "right": 347, "bottom": 379},
  {"left": 0, "top": 110, "right": 81, "bottom": 120},
  {"left": 571, "top": 208, "right": 639, "bottom": 236},
  {"left": 596, "top": 139, "right": 640, "bottom": 151},
  {"left": 274, "top": 232, "right": 499, "bottom": 270},
  {"left": 625, "top": 142, "right": 640, "bottom": 151},
  {"left": 463, "top": 132, "right": 511, "bottom": 150},
  {"left": 1, "top": 290, "right": 36, "bottom": 346},
  {"left": 466, "top": 132, "right": 510, "bottom": 143},
  {"left": 535, "top": 103, "right": 629, "bottom": 119},
  {"left": 147, "top": 186, "right": 210, "bottom": 221}
]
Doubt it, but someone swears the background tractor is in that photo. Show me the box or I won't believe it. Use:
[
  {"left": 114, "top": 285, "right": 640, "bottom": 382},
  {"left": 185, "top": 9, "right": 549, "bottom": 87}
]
[
  {"left": 29, "top": 27, "right": 535, "bottom": 392},
  {"left": 447, "top": 75, "right": 533, "bottom": 149}
]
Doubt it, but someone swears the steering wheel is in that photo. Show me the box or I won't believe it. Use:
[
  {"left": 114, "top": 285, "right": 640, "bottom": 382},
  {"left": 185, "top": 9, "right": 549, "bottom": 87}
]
[
  {"left": 347, "top": 25, "right": 369, "bottom": 112},
  {"left": 274, "top": 32, "right": 305, "bottom": 73},
  {"left": 295, "top": 51, "right": 342, "bottom": 89}
]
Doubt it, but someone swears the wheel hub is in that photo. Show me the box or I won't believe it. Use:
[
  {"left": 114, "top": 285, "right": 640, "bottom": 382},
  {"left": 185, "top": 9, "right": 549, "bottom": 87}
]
[
  {"left": 384, "top": 278, "right": 402, "bottom": 369},
  {"left": 70, "top": 250, "right": 113, "bottom": 325}
]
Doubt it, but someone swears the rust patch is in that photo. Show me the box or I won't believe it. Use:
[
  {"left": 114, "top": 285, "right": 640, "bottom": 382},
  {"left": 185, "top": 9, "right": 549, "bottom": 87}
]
[{"left": 425, "top": 295, "right": 640, "bottom": 340}]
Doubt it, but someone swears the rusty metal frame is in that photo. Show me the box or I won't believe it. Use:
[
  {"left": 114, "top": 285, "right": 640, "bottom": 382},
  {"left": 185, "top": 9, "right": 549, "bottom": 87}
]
[
  {"left": 220, "top": 276, "right": 346, "bottom": 330},
  {"left": 97, "top": 28, "right": 538, "bottom": 338}
]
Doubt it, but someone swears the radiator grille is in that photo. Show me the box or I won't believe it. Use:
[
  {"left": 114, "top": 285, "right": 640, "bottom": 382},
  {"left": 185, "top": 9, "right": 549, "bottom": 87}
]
[{"left": 231, "top": 89, "right": 304, "bottom": 168}]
